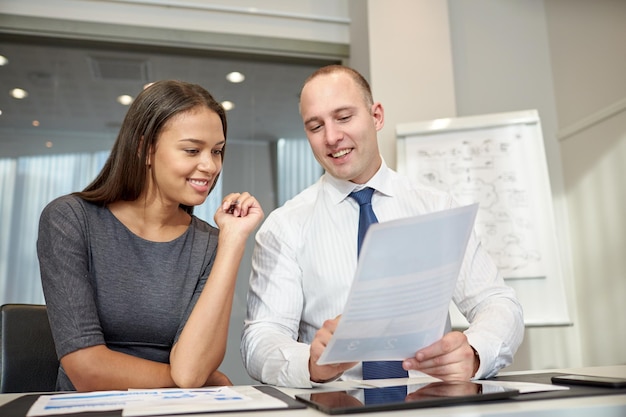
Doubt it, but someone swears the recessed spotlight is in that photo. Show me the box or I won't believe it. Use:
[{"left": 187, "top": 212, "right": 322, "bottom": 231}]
[
  {"left": 221, "top": 101, "right": 234, "bottom": 111},
  {"left": 226, "top": 72, "right": 245, "bottom": 83},
  {"left": 10, "top": 88, "right": 28, "bottom": 99},
  {"left": 32, "top": 120, "right": 40, "bottom": 127},
  {"left": 46, "top": 141, "right": 53, "bottom": 148},
  {"left": 117, "top": 94, "right": 133, "bottom": 105},
  {"left": 0, "top": 55, "right": 8, "bottom": 66}
]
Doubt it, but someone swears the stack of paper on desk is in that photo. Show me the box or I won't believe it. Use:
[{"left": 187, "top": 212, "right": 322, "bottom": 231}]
[
  {"left": 317, "top": 203, "right": 479, "bottom": 365},
  {"left": 26, "top": 386, "right": 294, "bottom": 416}
]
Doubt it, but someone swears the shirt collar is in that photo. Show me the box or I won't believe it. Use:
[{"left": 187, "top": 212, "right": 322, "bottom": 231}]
[{"left": 323, "top": 156, "right": 395, "bottom": 205}]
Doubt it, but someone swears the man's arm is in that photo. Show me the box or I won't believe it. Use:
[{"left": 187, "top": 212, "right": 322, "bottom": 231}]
[
  {"left": 403, "top": 233, "right": 523, "bottom": 380},
  {"left": 241, "top": 215, "right": 314, "bottom": 388},
  {"left": 449, "top": 233, "right": 523, "bottom": 379}
]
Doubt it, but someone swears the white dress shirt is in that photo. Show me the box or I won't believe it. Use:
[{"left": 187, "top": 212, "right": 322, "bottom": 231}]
[{"left": 241, "top": 160, "right": 524, "bottom": 388}]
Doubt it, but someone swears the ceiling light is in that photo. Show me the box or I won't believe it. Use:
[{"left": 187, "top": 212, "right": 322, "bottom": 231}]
[
  {"left": 10, "top": 88, "right": 28, "bottom": 99},
  {"left": 116, "top": 94, "right": 133, "bottom": 105},
  {"left": 0, "top": 55, "right": 8, "bottom": 66},
  {"left": 45, "top": 141, "right": 53, "bottom": 148},
  {"left": 221, "top": 101, "right": 234, "bottom": 111},
  {"left": 32, "top": 120, "right": 40, "bottom": 127},
  {"left": 226, "top": 72, "right": 245, "bottom": 83}
]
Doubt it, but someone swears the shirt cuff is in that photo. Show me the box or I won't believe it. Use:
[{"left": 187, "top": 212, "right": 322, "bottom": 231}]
[
  {"left": 466, "top": 333, "right": 498, "bottom": 379},
  {"left": 274, "top": 345, "right": 315, "bottom": 388}
]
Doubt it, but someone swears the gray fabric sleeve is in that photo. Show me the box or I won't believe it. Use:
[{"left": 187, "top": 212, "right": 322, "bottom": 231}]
[{"left": 37, "top": 196, "right": 105, "bottom": 360}]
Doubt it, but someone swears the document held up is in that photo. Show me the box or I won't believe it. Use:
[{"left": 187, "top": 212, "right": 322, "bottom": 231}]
[{"left": 317, "top": 203, "right": 479, "bottom": 365}]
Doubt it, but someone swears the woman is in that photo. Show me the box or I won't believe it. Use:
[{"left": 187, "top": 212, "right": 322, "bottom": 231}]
[{"left": 37, "top": 80, "right": 264, "bottom": 391}]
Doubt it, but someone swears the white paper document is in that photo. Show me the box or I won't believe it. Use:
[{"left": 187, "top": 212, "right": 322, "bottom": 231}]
[
  {"left": 26, "top": 386, "right": 287, "bottom": 416},
  {"left": 317, "top": 203, "right": 479, "bottom": 365}
]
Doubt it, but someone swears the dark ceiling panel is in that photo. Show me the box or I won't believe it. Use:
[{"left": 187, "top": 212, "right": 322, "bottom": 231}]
[{"left": 0, "top": 34, "right": 337, "bottom": 158}]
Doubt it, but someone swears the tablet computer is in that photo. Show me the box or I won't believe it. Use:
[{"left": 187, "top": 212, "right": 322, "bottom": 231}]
[
  {"left": 551, "top": 374, "right": 626, "bottom": 388},
  {"left": 295, "top": 381, "right": 519, "bottom": 415}
]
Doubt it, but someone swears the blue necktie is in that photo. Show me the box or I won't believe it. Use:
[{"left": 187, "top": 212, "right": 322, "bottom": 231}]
[
  {"left": 349, "top": 188, "right": 409, "bottom": 394},
  {"left": 349, "top": 187, "right": 378, "bottom": 256}
]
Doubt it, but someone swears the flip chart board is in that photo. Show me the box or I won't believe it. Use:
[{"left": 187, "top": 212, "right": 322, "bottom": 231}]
[{"left": 396, "top": 110, "right": 570, "bottom": 327}]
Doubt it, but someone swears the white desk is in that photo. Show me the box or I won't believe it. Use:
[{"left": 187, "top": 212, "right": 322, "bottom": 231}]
[{"left": 1, "top": 365, "right": 625, "bottom": 416}]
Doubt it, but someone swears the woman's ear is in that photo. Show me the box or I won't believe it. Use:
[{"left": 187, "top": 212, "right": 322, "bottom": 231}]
[{"left": 139, "top": 136, "right": 153, "bottom": 167}]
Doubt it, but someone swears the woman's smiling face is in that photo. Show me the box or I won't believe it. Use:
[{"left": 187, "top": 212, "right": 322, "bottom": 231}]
[{"left": 147, "top": 105, "right": 225, "bottom": 208}]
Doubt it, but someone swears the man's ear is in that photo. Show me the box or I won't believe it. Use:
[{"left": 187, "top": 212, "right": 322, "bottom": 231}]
[{"left": 371, "top": 102, "right": 385, "bottom": 131}]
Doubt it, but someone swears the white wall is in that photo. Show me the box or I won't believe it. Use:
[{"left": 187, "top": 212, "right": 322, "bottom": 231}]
[
  {"left": 348, "top": 0, "right": 457, "bottom": 170},
  {"left": 446, "top": 0, "right": 581, "bottom": 371},
  {"left": 545, "top": 0, "right": 626, "bottom": 367}
]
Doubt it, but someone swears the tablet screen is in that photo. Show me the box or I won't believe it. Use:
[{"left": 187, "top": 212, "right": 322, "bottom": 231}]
[{"left": 295, "top": 381, "right": 519, "bottom": 415}]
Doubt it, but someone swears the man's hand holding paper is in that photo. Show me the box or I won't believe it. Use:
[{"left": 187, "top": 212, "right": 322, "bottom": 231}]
[
  {"left": 404, "top": 331, "right": 480, "bottom": 381},
  {"left": 309, "top": 316, "right": 358, "bottom": 383}
]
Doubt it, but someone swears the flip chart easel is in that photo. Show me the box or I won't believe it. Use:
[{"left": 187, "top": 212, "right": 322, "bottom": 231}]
[{"left": 396, "top": 110, "right": 571, "bottom": 327}]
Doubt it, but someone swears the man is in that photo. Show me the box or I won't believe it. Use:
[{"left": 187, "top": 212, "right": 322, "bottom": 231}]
[{"left": 241, "top": 65, "right": 523, "bottom": 388}]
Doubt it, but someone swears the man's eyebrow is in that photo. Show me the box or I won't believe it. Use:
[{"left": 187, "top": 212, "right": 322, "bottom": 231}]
[
  {"left": 304, "top": 116, "right": 321, "bottom": 125},
  {"left": 333, "top": 106, "right": 356, "bottom": 113},
  {"left": 303, "top": 106, "right": 356, "bottom": 125}
]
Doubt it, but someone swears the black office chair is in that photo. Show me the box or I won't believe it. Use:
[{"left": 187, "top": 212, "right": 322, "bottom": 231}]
[{"left": 0, "top": 303, "right": 59, "bottom": 393}]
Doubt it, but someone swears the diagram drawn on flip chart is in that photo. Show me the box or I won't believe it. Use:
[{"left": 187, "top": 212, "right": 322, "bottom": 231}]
[{"left": 396, "top": 110, "right": 570, "bottom": 327}]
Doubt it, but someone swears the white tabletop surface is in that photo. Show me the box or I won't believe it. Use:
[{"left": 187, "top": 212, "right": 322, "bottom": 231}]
[{"left": 1, "top": 365, "right": 625, "bottom": 416}]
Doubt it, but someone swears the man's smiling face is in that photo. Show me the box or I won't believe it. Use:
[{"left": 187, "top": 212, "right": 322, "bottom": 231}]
[{"left": 299, "top": 71, "right": 383, "bottom": 184}]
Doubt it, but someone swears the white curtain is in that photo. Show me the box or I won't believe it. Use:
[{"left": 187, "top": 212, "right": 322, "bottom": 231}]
[
  {"left": 0, "top": 151, "right": 221, "bottom": 306},
  {"left": 0, "top": 158, "right": 17, "bottom": 302},
  {"left": 276, "top": 138, "right": 322, "bottom": 206}
]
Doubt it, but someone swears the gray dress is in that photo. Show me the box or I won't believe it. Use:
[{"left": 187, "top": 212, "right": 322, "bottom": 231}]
[{"left": 37, "top": 195, "right": 219, "bottom": 390}]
